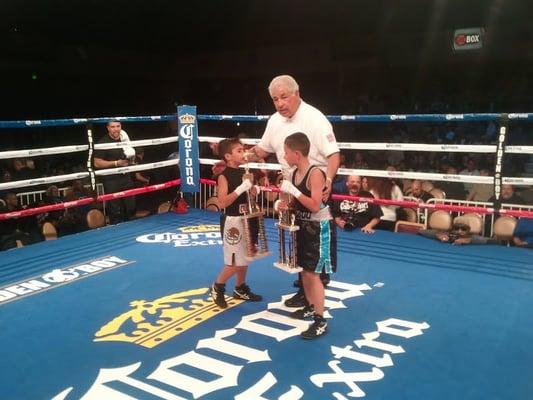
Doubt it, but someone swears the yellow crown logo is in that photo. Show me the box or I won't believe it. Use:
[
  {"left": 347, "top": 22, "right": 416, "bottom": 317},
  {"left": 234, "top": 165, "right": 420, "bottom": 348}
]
[
  {"left": 178, "top": 224, "right": 219, "bottom": 233},
  {"left": 179, "top": 113, "right": 196, "bottom": 124},
  {"left": 94, "top": 288, "right": 243, "bottom": 348}
]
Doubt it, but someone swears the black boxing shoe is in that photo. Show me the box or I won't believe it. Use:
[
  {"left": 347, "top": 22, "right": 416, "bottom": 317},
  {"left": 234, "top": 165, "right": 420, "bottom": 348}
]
[
  {"left": 284, "top": 288, "right": 307, "bottom": 308},
  {"left": 301, "top": 315, "right": 328, "bottom": 340},
  {"left": 233, "top": 283, "right": 262, "bottom": 302},
  {"left": 211, "top": 282, "right": 227, "bottom": 309},
  {"left": 289, "top": 304, "right": 315, "bottom": 320}
]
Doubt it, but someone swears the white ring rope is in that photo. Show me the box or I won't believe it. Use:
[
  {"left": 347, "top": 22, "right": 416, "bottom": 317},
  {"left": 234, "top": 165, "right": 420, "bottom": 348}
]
[
  {"left": 199, "top": 158, "right": 533, "bottom": 185},
  {"left": 0, "top": 145, "right": 89, "bottom": 160},
  {"left": 338, "top": 143, "right": 495, "bottom": 153},
  {"left": 0, "top": 172, "right": 90, "bottom": 191},
  {"left": 0, "top": 160, "right": 179, "bottom": 191},
  {"left": 94, "top": 136, "right": 177, "bottom": 150},
  {"left": 0, "top": 138, "right": 177, "bottom": 161},
  {"left": 198, "top": 136, "right": 533, "bottom": 154},
  {"left": 94, "top": 159, "right": 178, "bottom": 176},
  {"left": 0, "top": 130, "right": 530, "bottom": 191}
]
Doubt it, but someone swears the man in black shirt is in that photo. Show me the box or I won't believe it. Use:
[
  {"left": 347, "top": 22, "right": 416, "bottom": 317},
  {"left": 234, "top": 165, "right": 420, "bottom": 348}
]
[
  {"left": 488, "top": 184, "right": 524, "bottom": 205},
  {"left": 93, "top": 120, "right": 136, "bottom": 224},
  {"left": 332, "top": 175, "right": 383, "bottom": 233},
  {"left": 409, "top": 180, "right": 433, "bottom": 202}
]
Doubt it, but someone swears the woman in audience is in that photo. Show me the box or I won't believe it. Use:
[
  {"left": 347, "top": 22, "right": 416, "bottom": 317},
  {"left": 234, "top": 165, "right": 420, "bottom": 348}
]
[{"left": 370, "top": 177, "right": 404, "bottom": 231}]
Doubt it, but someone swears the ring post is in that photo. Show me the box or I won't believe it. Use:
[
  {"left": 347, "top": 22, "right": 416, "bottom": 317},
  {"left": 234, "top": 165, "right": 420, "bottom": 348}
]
[
  {"left": 86, "top": 122, "right": 97, "bottom": 194},
  {"left": 493, "top": 113, "right": 509, "bottom": 214},
  {"left": 177, "top": 105, "right": 200, "bottom": 193}
]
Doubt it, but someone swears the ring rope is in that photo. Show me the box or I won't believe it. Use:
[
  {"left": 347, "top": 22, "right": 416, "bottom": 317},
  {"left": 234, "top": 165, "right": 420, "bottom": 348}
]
[
  {"left": 0, "top": 159, "right": 179, "bottom": 191},
  {"left": 2, "top": 112, "right": 533, "bottom": 129},
  {"left": 199, "top": 158, "right": 533, "bottom": 186},
  {"left": 0, "top": 179, "right": 181, "bottom": 221},
  {"left": 0, "top": 145, "right": 89, "bottom": 159},
  {"left": 94, "top": 136, "right": 177, "bottom": 150},
  {"left": 93, "top": 159, "right": 178, "bottom": 177},
  {"left": 86, "top": 124, "right": 97, "bottom": 193},
  {"left": 199, "top": 179, "right": 533, "bottom": 218},
  {"left": 1, "top": 111, "right": 531, "bottom": 223},
  {"left": 199, "top": 136, "right": 533, "bottom": 155},
  {"left": 0, "top": 172, "right": 90, "bottom": 192}
]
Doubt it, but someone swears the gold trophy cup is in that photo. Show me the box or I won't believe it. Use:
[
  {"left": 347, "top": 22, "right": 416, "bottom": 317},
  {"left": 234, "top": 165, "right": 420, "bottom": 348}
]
[
  {"left": 240, "top": 160, "right": 269, "bottom": 261},
  {"left": 273, "top": 192, "right": 302, "bottom": 273}
]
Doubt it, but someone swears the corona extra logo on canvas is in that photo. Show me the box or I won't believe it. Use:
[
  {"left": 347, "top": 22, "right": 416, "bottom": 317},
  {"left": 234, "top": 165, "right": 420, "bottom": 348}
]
[
  {"left": 178, "top": 113, "right": 196, "bottom": 125},
  {"left": 136, "top": 225, "right": 223, "bottom": 247},
  {"left": 178, "top": 224, "right": 219, "bottom": 233},
  {"left": 94, "top": 288, "right": 244, "bottom": 348}
]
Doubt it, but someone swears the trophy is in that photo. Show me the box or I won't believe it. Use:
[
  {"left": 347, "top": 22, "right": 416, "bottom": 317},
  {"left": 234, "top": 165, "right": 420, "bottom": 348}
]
[
  {"left": 240, "top": 160, "right": 269, "bottom": 261},
  {"left": 273, "top": 192, "right": 302, "bottom": 273}
]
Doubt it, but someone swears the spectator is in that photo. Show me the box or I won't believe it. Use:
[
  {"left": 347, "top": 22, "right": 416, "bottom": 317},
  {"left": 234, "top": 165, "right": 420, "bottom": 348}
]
[
  {"left": 409, "top": 180, "right": 432, "bottom": 202},
  {"left": 460, "top": 157, "right": 480, "bottom": 194},
  {"left": 361, "top": 176, "right": 370, "bottom": 192},
  {"left": 11, "top": 158, "right": 38, "bottom": 181},
  {"left": 65, "top": 179, "right": 93, "bottom": 200},
  {"left": 466, "top": 167, "right": 493, "bottom": 202},
  {"left": 488, "top": 184, "right": 524, "bottom": 205},
  {"left": 419, "top": 221, "right": 499, "bottom": 245},
  {"left": 332, "top": 175, "right": 382, "bottom": 233},
  {"left": 93, "top": 120, "right": 136, "bottom": 224},
  {"left": 370, "top": 177, "right": 404, "bottom": 231},
  {"left": 133, "top": 148, "right": 150, "bottom": 186},
  {"left": 0, "top": 192, "right": 40, "bottom": 249},
  {"left": 36, "top": 185, "right": 64, "bottom": 230},
  {"left": 512, "top": 218, "right": 533, "bottom": 248},
  {"left": 436, "top": 165, "right": 467, "bottom": 200},
  {"left": 352, "top": 152, "right": 369, "bottom": 169}
]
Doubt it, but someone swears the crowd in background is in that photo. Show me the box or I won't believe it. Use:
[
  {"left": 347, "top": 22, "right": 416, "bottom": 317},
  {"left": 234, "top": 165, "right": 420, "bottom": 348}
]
[{"left": 1, "top": 116, "right": 532, "bottom": 251}]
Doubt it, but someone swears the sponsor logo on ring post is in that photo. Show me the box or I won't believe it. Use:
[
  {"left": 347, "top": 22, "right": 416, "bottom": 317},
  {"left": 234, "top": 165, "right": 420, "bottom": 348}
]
[{"left": 177, "top": 106, "right": 200, "bottom": 192}]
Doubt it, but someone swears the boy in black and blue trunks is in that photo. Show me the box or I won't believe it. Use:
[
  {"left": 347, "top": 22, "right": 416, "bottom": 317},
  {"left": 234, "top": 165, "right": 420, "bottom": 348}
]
[
  {"left": 210, "top": 138, "right": 262, "bottom": 308},
  {"left": 279, "top": 132, "right": 337, "bottom": 339}
]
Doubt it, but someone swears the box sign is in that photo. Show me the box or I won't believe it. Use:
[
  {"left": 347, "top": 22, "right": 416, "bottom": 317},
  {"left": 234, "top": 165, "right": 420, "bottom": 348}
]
[{"left": 453, "top": 27, "right": 484, "bottom": 51}]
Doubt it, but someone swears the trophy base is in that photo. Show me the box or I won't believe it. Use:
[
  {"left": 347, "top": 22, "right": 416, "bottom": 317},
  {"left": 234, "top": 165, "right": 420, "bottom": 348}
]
[
  {"left": 273, "top": 262, "right": 303, "bottom": 274},
  {"left": 242, "top": 211, "right": 264, "bottom": 219},
  {"left": 245, "top": 251, "right": 271, "bottom": 262},
  {"left": 275, "top": 223, "right": 300, "bottom": 232}
]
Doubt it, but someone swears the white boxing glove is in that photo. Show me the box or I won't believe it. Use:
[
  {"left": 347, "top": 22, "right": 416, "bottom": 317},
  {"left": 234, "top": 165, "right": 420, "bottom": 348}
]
[
  {"left": 280, "top": 180, "right": 302, "bottom": 198},
  {"left": 119, "top": 129, "right": 130, "bottom": 142},
  {"left": 123, "top": 146, "right": 136, "bottom": 159},
  {"left": 253, "top": 185, "right": 261, "bottom": 195},
  {"left": 235, "top": 179, "right": 252, "bottom": 196}
]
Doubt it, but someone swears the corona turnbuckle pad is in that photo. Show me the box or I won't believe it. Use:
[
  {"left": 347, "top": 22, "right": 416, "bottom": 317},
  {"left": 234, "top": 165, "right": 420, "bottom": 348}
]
[{"left": 274, "top": 193, "right": 302, "bottom": 273}]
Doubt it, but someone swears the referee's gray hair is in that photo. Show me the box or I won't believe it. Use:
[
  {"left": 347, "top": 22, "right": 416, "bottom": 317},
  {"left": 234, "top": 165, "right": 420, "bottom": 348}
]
[{"left": 268, "top": 75, "right": 299, "bottom": 95}]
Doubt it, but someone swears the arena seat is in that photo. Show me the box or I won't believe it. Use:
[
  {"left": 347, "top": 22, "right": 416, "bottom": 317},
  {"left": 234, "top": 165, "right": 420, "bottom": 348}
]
[
  {"left": 454, "top": 213, "right": 483, "bottom": 235},
  {"left": 157, "top": 201, "right": 172, "bottom": 214},
  {"left": 86, "top": 209, "right": 106, "bottom": 229},
  {"left": 134, "top": 209, "right": 151, "bottom": 219},
  {"left": 492, "top": 216, "right": 517, "bottom": 241},
  {"left": 42, "top": 222, "right": 58, "bottom": 240},
  {"left": 428, "top": 210, "right": 452, "bottom": 231},
  {"left": 421, "top": 181, "right": 434, "bottom": 192},
  {"left": 429, "top": 187, "right": 446, "bottom": 199},
  {"left": 394, "top": 220, "right": 425, "bottom": 234},
  {"left": 401, "top": 207, "right": 417, "bottom": 222}
]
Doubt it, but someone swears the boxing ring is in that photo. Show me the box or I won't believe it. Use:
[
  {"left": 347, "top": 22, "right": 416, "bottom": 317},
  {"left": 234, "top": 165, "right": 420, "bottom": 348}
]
[{"left": 1, "top": 110, "right": 533, "bottom": 400}]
